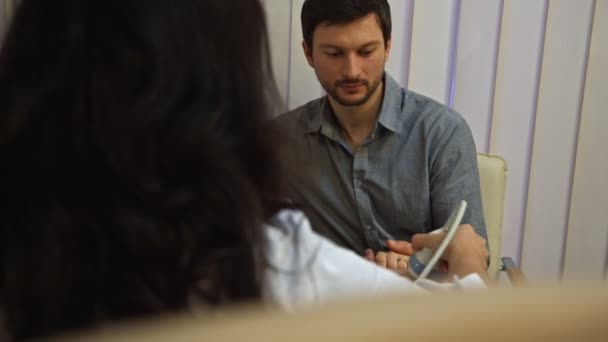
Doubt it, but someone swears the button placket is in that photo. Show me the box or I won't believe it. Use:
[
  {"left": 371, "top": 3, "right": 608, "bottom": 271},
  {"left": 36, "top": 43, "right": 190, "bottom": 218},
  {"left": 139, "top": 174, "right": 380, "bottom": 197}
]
[{"left": 352, "top": 146, "right": 378, "bottom": 247}]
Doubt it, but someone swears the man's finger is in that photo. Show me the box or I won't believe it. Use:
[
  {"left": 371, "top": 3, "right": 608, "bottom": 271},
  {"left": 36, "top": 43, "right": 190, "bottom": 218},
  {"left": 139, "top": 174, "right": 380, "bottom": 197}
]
[
  {"left": 375, "top": 252, "right": 388, "bottom": 267},
  {"left": 397, "top": 258, "right": 409, "bottom": 273},
  {"left": 364, "top": 249, "right": 374, "bottom": 261},
  {"left": 386, "top": 253, "right": 399, "bottom": 270},
  {"left": 387, "top": 240, "right": 414, "bottom": 255},
  {"left": 411, "top": 232, "right": 446, "bottom": 251}
]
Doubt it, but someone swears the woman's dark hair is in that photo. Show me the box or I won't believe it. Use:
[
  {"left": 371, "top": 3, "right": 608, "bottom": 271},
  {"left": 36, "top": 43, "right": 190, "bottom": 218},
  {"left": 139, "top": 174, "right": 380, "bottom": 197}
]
[
  {"left": 301, "top": 0, "right": 392, "bottom": 49},
  {"left": 0, "top": 0, "right": 284, "bottom": 339}
]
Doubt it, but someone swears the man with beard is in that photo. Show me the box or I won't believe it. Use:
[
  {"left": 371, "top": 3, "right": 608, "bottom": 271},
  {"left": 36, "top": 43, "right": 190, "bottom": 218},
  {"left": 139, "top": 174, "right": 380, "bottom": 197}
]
[{"left": 275, "top": 0, "right": 487, "bottom": 276}]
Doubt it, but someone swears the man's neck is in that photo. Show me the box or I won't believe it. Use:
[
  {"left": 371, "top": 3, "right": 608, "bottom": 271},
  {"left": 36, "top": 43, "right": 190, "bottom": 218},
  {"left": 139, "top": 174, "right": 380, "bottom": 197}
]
[{"left": 329, "top": 82, "right": 385, "bottom": 150}]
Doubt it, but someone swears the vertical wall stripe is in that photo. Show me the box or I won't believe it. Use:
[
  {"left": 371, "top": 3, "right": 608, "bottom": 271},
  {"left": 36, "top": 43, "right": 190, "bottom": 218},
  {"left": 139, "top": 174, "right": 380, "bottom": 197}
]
[
  {"left": 385, "top": 0, "right": 414, "bottom": 88},
  {"left": 563, "top": 0, "right": 608, "bottom": 280},
  {"left": 485, "top": 0, "right": 504, "bottom": 154},
  {"left": 263, "top": 0, "right": 294, "bottom": 114},
  {"left": 408, "top": 0, "right": 459, "bottom": 105},
  {"left": 451, "top": 0, "right": 503, "bottom": 153},
  {"left": 404, "top": 0, "right": 415, "bottom": 89},
  {"left": 521, "top": 0, "right": 595, "bottom": 280},
  {"left": 516, "top": 1, "right": 550, "bottom": 266},
  {"left": 287, "top": 0, "right": 322, "bottom": 110},
  {"left": 285, "top": 0, "right": 294, "bottom": 110},
  {"left": 487, "top": 0, "right": 548, "bottom": 265},
  {"left": 560, "top": 0, "right": 596, "bottom": 277},
  {"left": 447, "top": 0, "right": 462, "bottom": 108}
]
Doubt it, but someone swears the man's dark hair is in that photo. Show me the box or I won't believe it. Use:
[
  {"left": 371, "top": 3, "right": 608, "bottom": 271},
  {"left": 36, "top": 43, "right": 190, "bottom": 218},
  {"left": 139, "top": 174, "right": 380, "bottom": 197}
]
[
  {"left": 301, "top": 0, "right": 392, "bottom": 48},
  {"left": 0, "top": 0, "right": 284, "bottom": 339}
]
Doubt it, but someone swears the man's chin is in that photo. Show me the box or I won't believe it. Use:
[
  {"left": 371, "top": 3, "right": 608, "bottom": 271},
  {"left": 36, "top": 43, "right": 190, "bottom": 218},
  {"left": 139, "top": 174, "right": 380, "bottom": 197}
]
[
  {"left": 338, "top": 100, "right": 367, "bottom": 107},
  {"left": 330, "top": 92, "right": 370, "bottom": 107}
]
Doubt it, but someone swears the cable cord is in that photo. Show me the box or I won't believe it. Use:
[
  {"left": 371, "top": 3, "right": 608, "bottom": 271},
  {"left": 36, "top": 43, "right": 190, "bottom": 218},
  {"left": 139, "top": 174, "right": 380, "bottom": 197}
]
[{"left": 416, "top": 201, "right": 467, "bottom": 280}]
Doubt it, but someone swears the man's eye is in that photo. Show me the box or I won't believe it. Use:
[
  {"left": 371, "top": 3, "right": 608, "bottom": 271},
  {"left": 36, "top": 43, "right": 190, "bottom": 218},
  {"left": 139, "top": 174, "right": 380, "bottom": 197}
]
[
  {"left": 326, "top": 51, "right": 342, "bottom": 57},
  {"left": 360, "top": 50, "right": 374, "bottom": 56}
]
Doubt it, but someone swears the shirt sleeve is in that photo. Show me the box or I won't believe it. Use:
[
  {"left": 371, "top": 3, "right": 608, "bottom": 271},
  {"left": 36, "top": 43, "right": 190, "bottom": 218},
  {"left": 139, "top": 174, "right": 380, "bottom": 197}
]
[
  {"left": 429, "top": 120, "right": 488, "bottom": 241},
  {"left": 263, "top": 210, "right": 486, "bottom": 310}
]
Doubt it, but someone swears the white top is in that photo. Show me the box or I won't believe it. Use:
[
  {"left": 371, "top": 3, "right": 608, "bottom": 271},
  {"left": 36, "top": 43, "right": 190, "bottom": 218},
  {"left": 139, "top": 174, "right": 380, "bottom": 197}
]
[{"left": 262, "top": 210, "right": 486, "bottom": 310}]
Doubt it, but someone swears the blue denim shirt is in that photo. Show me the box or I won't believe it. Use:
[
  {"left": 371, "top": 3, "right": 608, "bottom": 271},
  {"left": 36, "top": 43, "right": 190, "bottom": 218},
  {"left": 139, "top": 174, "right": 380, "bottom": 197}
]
[{"left": 275, "top": 73, "right": 487, "bottom": 253}]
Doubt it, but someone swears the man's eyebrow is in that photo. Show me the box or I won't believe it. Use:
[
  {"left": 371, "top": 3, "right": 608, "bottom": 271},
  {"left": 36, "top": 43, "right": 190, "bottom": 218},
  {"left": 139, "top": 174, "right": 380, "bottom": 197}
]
[{"left": 358, "top": 41, "right": 382, "bottom": 48}]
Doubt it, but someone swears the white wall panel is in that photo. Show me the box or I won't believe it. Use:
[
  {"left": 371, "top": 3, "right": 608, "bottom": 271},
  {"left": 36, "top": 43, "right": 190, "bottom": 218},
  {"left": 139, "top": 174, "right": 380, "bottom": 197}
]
[
  {"left": 408, "top": 0, "right": 460, "bottom": 105},
  {"left": 490, "top": 0, "right": 548, "bottom": 266},
  {"left": 263, "top": 0, "right": 293, "bottom": 113},
  {"left": 287, "top": 0, "right": 323, "bottom": 110},
  {"left": 521, "top": 0, "right": 595, "bottom": 281},
  {"left": 385, "top": 0, "right": 414, "bottom": 88},
  {"left": 452, "top": 0, "right": 502, "bottom": 153},
  {"left": 563, "top": 0, "right": 608, "bottom": 281}
]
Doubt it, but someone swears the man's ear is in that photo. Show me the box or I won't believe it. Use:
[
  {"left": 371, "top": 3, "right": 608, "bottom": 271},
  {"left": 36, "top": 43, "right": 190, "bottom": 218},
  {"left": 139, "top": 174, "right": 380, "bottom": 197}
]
[{"left": 302, "top": 40, "right": 314, "bottom": 68}]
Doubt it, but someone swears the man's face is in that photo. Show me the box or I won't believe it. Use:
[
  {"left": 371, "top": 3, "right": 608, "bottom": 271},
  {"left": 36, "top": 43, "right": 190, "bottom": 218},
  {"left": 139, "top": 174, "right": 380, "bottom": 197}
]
[{"left": 304, "top": 13, "right": 391, "bottom": 107}]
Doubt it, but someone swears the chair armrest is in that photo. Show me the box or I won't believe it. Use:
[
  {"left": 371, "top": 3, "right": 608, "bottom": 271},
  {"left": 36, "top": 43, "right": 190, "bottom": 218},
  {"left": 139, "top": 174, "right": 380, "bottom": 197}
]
[{"left": 500, "top": 257, "right": 528, "bottom": 286}]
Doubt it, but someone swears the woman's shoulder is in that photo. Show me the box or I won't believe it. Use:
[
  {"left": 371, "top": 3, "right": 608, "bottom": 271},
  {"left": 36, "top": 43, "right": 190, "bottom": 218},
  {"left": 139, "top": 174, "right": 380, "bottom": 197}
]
[
  {"left": 262, "top": 209, "right": 324, "bottom": 309},
  {"left": 263, "top": 209, "right": 321, "bottom": 272},
  {"left": 265, "top": 209, "right": 309, "bottom": 233}
]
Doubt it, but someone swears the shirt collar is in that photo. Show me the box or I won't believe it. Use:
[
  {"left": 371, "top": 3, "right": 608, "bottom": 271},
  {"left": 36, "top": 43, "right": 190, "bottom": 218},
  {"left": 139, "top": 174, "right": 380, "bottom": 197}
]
[
  {"left": 304, "top": 96, "right": 333, "bottom": 134},
  {"left": 376, "top": 73, "right": 404, "bottom": 134}
]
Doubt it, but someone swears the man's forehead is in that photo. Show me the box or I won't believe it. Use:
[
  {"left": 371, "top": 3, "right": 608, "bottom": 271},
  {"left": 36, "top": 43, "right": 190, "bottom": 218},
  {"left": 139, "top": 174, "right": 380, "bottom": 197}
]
[
  {"left": 316, "top": 12, "right": 382, "bottom": 32},
  {"left": 312, "top": 14, "right": 384, "bottom": 46}
]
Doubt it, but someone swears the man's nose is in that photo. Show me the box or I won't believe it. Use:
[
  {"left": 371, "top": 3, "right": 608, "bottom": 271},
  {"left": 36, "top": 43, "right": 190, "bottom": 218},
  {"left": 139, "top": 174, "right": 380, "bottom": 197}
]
[{"left": 342, "top": 54, "right": 361, "bottom": 80}]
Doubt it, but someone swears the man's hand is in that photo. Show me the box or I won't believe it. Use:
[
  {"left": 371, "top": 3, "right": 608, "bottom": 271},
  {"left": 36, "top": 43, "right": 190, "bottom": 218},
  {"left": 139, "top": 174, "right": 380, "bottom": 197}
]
[
  {"left": 364, "top": 240, "right": 414, "bottom": 276},
  {"left": 386, "top": 239, "right": 414, "bottom": 255}
]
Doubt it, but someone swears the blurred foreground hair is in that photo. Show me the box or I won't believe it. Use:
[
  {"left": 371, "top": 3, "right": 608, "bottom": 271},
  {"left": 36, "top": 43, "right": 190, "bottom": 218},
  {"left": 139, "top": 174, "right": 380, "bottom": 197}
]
[{"left": 0, "top": 0, "right": 283, "bottom": 339}]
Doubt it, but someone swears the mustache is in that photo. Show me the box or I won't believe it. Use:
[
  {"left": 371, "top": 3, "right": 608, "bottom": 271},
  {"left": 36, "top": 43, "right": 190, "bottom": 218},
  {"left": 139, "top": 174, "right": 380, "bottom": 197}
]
[{"left": 336, "top": 78, "right": 368, "bottom": 87}]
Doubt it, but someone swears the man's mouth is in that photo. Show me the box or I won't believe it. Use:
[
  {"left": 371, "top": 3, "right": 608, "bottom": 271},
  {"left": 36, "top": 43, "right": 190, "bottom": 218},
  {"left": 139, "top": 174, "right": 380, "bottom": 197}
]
[{"left": 341, "top": 83, "right": 364, "bottom": 91}]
